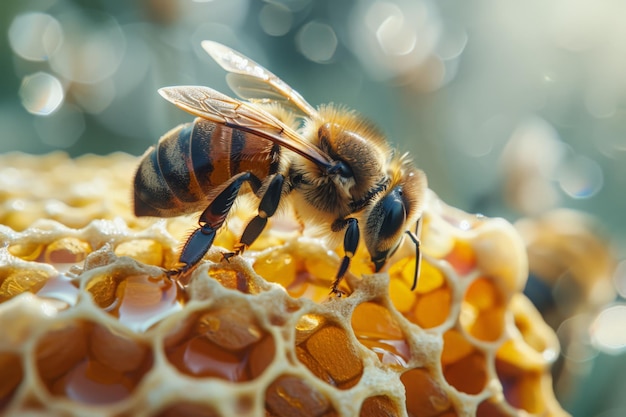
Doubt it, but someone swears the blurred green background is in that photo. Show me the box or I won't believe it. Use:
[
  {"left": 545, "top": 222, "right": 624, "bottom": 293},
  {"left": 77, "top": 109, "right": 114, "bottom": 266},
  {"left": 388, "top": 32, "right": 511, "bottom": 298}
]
[{"left": 1, "top": 0, "right": 626, "bottom": 415}]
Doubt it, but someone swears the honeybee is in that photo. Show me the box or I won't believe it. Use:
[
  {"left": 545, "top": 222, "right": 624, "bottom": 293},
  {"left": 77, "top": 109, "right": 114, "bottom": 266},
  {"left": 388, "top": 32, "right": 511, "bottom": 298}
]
[{"left": 134, "top": 41, "right": 427, "bottom": 294}]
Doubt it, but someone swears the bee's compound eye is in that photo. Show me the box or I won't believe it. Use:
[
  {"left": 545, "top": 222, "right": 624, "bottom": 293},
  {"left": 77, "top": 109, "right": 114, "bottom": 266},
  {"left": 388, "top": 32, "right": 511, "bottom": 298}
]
[{"left": 378, "top": 187, "right": 406, "bottom": 239}]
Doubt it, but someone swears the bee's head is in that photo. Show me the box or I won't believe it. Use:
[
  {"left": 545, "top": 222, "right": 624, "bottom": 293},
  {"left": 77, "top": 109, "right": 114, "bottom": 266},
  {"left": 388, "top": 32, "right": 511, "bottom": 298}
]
[{"left": 363, "top": 169, "right": 427, "bottom": 272}]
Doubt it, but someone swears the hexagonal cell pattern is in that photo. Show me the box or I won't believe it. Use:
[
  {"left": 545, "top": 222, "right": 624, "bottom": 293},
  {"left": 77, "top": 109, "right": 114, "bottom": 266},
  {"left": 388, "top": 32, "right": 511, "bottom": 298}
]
[{"left": 0, "top": 153, "right": 568, "bottom": 416}]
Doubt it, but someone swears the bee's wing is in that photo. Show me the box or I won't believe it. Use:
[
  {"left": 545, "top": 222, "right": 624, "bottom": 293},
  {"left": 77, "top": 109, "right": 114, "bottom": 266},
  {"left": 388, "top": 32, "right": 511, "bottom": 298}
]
[
  {"left": 202, "top": 40, "right": 318, "bottom": 118},
  {"left": 159, "top": 86, "right": 332, "bottom": 169}
]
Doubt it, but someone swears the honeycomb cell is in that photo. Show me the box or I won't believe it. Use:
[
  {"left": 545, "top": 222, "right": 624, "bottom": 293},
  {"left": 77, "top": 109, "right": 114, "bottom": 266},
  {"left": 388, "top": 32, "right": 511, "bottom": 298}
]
[
  {"left": 512, "top": 296, "right": 553, "bottom": 356},
  {"left": 496, "top": 341, "right": 550, "bottom": 414},
  {"left": 265, "top": 374, "right": 338, "bottom": 417},
  {"left": 0, "top": 352, "right": 22, "bottom": 410},
  {"left": 295, "top": 315, "right": 363, "bottom": 389},
  {"left": 43, "top": 237, "right": 91, "bottom": 264},
  {"left": 0, "top": 268, "right": 50, "bottom": 302},
  {"left": 460, "top": 277, "right": 506, "bottom": 342},
  {"left": 152, "top": 402, "right": 220, "bottom": 417},
  {"left": 86, "top": 272, "right": 180, "bottom": 330},
  {"left": 442, "top": 342, "right": 488, "bottom": 395},
  {"left": 207, "top": 265, "right": 260, "bottom": 294},
  {"left": 496, "top": 365, "right": 544, "bottom": 414},
  {"left": 164, "top": 307, "right": 275, "bottom": 381},
  {"left": 7, "top": 241, "right": 44, "bottom": 261},
  {"left": 351, "top": 302, "right": 410, "bottom": 367},
  {"left": 35, "top": 320, "right": 153, "bottom": 404},
  {"left": 400, "top": 368, "right": 453, "bottom": 417},
  {"left": 359, "top": 396, "right": 399, "bottom": 417},
  {"left": 114, "top": 239, "right": 165, "bottom": 267}
]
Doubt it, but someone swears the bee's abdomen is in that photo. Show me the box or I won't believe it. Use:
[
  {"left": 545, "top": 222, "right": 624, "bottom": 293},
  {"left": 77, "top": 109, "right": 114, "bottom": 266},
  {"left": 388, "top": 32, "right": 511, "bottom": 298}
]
[
  {"left": 134, "top": 122, "right": 196, "bottom": 217},
  {"left": 134, "top": 119, "right": 277, "bottom": 217}
]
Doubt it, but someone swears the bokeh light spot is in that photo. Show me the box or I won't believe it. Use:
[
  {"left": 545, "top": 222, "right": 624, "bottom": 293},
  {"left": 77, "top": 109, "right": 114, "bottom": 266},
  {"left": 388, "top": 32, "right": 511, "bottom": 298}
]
[
  {"left": 437, "top": 28, "right": 468, "bottom": 61},
  {"left": 19, "top": 72, "right": 65, "bottom": 116},
  {"left": 259, "top": 4, "right": 293, "bottom": 37},
  {"left": 50, "top": 11, "right": 125, "bottom": 84},
  {"left": 8, "top": 12, "right": 63, "bottom": 61},
  {"left": 373, "top": 4, "right": 416, "bottom": 56},
  {"left": 557, "top": 155, "right": 603, "bottom": 199},
  {"left": 590, "top": 305, "right": 626, "bottom": 354},
  {"left": 556, "top": 315, "right": 596, "bottom": 363},
  {"left": 296, "top": 21, "right": 338, "bottom": 63}
]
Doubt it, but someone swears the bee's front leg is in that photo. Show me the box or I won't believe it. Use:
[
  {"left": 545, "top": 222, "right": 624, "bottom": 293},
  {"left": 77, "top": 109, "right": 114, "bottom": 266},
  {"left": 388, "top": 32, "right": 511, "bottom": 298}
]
[{"left": 330, "top": 217, "right": 360, "bottom": 295}]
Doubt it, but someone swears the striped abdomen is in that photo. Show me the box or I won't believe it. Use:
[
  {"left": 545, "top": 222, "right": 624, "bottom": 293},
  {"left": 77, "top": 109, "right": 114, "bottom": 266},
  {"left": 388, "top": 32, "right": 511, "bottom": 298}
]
[{"left": 134, "top": 118, "right": 280, "bottom": 217}]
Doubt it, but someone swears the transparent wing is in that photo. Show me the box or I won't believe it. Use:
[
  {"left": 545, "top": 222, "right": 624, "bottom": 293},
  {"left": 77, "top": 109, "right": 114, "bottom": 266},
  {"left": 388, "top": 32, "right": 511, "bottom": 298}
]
[
  {"left": 202, "top": 40, "right": 318, "bottom": 118},
  {"left": 159, "top": 86, "right": 331, "bottom": 169}
]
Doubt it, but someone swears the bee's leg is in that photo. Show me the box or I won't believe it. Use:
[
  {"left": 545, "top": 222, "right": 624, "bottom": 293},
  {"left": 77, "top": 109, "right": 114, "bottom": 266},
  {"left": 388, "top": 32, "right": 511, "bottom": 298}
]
[
  {"left": 405, "top": 217, "right": 422, "bottom": 291},
  {"left": 174, "top": 172, "right": 262, "bottom": 275},
  {"left": 224, "top": 173, "right": 285, "bottom": 259},
  {"left": 330, "top": 217, "right": 360, "bottom": 295}
]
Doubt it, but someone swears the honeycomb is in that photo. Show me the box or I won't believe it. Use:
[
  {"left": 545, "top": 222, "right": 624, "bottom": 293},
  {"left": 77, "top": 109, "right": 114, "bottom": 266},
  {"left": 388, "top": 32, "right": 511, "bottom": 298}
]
[{"left": 0, "top": 152, "right": 568, "bottom": 417}]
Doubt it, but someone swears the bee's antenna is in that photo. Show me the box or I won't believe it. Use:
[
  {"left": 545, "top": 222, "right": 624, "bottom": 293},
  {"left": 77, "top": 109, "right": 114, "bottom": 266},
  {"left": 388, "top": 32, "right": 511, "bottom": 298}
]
[{"left": 405, "top": 218, "right": 422, "bottom": 291}]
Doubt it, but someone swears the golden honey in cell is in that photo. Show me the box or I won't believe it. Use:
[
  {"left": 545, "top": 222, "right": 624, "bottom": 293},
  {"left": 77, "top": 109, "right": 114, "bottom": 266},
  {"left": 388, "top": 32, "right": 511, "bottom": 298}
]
[{"left": 133, "top": 41, "right": 427, "bottom": 294}]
